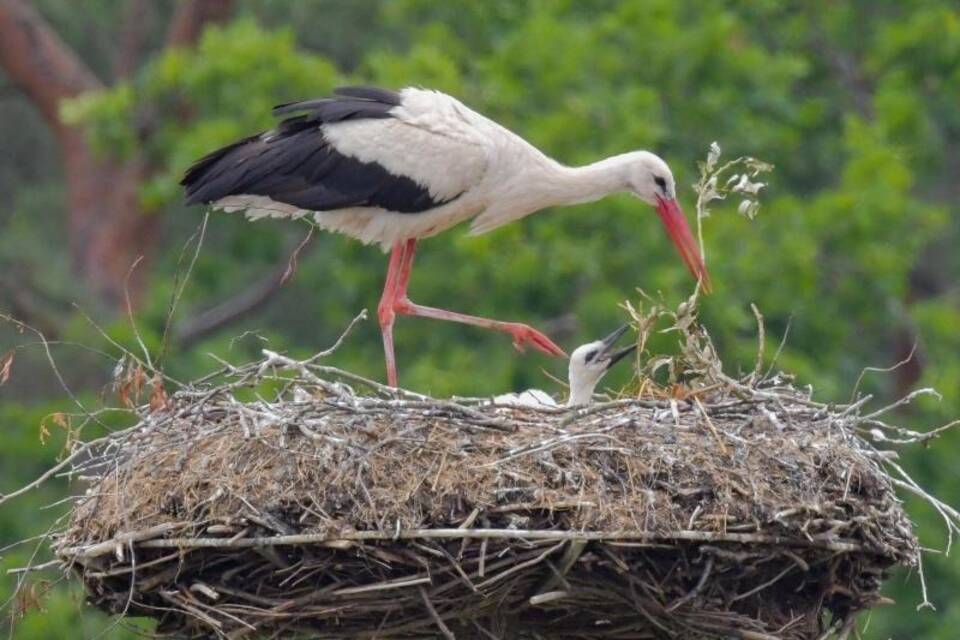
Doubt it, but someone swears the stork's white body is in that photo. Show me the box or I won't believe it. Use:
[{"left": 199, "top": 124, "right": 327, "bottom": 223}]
[
  {"left": 214, "top": 88, "right": 656, "bottom": 250},
  {"left": 184, "top": 86, "right": 704, "bottom": 387},
  {"left": 493, "top": 388, "right": 559, "bottom": 408}
]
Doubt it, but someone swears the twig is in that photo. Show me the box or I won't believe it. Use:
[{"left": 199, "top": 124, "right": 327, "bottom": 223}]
[
  {"left": 914, "top": 551, "right": 935, "bottom": 612},
  {"left": 177, "top": 228, "right": 317, "bottom": 348},
  {"left": 0, "top": 435, "right": 118, "bottom": 507},
  {"left": 814, "top": 619, "right": 844, "bottom": 640},
  {"left": 62, "top": 527, "right": 868, "bottom": 557},
  {"left": 419, "top": 587, "right": 455, "bottom": 640},
  {"left": 730, "top": 562, "right": 795, "bottom": 602},
  {"left": 304, "top": 309, "right": 368, "bottom": 363},
  {"left": 0, "top": 313, "right": 102, "bottom": 427},
  {"left": 73, "top": 304, "right": 185, "bottom": 388},
  {"left": 665, "top": 556, "right": 713, "bottom": 611},
  {"left": 123, "top": 255, "right": 153, "bottom": 371},
  {"left": 332, "top": 576, "right": 431, "bottom": 596},
  {"left": 281, "top": 224, "right": 315, "bottom": 285},
  {"left": 864, "top": 388, "right": 942, "bottom": 420},
  {"left": 749, "top": 303, "right": 765, "bottom": 384},
  {"left": 159, "top": 212, "right": 209, "bottom": 364},
  {"left": 61, "top": 522, "right": 189, "bottom": 560},
  {"left": 850, "top": 342, "right": 918, "bottom": 404},
  {"left": 474, "top": 541, "right": 565, "bottom": 590},
  {"left": 5, "top": 559, "right": 61, "bottom": 575},
  {"left": 695, "top": 396, "right": 730, "bottom": 456},
  {"left": 763, "top": 313, "right": 793, "bottom": 379}
]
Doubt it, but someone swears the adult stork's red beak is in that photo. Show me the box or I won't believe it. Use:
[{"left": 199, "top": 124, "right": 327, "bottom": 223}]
[{"left": 655, "top": 195, "right": 712, "bottom": 293}]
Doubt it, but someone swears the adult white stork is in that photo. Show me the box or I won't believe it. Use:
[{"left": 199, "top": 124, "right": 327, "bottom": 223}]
[
  {"left": 182, "top": 86, "right": 710, "bottom": 387},
  {"left": 493, "top": 325, "right": 637, "bottom": 408}
]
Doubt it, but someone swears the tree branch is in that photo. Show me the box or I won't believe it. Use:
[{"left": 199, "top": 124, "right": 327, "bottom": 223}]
[
  {"left": 176, "top": 237, "right": 315, "bottom": 348},
  {"left": 165, "top": 0, "right": 235, "bottom": 48},
  {"left": 0, "top": 0, "right": 102, "bottom": 133},
  {"left": 809, "top": 20, "right": 873, "bottom": 120},
  {"left": 0, "top": 277, "right": 62, "bottom": 339},
  {"left": 113, "top": 0, "right": 153, "bottom": 79},
  {"left": 0, "top": 0, "right": 234, "bottom": 312}
]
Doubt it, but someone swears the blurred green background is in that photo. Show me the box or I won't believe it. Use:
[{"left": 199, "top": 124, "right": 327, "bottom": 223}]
[{"left": 1, "top": 0, "right": 958, "bottom": 637}]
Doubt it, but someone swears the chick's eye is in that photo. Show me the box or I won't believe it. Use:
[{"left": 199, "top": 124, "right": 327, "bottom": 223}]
[
  {"left": 653, "top": 175, "right": 667, "bottom": 191},
  {"left": 584, "top": 349, "right": 598, "bottom": 363}
]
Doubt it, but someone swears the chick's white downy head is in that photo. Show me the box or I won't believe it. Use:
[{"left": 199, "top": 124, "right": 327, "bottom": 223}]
[
  {"left": 567, "top": 325, "right": 637, "bottom": 406},
  {"left": 492, "top": 325, "right": 636, "bottom": 409}
]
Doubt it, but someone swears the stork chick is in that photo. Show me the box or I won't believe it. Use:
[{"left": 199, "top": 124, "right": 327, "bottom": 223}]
[{"left": 494, "top": 325, "right": 636, "bottom": 408}]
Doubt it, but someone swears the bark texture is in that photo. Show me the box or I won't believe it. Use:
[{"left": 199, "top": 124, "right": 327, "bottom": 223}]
[{"left": 0, "top": 0, "right": 233, "bottom": 308}]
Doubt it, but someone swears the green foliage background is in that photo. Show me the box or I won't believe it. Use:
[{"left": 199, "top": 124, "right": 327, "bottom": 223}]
[{"left": 2, "top": 1, "right": 959, "bottom": 637}]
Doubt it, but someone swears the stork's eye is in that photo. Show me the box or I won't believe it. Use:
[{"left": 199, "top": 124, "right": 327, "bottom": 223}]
[
  {"left": 653, "top": 175, "right": 667, "bottom": 191},
  {"left": 584, "top": 349, "right": 598, "bottom": 363}
]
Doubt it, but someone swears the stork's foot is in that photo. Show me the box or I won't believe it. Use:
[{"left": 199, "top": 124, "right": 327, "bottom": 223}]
[{"left": 504, "top": 323, "right": 567, "bottom": 357}]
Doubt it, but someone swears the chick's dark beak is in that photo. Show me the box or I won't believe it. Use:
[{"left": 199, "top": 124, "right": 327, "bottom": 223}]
[
  {"left": 605, "top": 344, "right": 637, "bottom": 370},
  {"left": 599, "top": 324, "right": 630, "bottom": 350},
  {"left": 597, "top": 324, "right": 637, "bottom": 370}
]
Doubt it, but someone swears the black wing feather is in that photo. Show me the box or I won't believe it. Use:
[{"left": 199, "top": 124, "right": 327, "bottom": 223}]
[
  {"left": 334, "top": 85, "right": 403, "bottom": 105},
  {"left": 182, "top": 86, "right": 453, "bottom": 214},
  {"left": 272, "top": 86, "right": 400, "bottom": 121}
]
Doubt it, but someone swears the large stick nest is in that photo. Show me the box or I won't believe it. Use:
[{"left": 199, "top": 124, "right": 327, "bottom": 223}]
[{"left": 53, "top": 311, "right": 923, "bottom": 640}]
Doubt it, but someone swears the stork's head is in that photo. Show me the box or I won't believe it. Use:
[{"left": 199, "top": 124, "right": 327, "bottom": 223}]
[
  {"left": 623, "top": 152, "right": 712, "bottom": 293},
  {"left": 567, "top": 325, "right": 637, "bottom": 406}
]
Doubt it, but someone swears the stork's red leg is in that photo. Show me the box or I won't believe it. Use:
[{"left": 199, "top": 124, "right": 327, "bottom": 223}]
[
  {"left": 390, "top": 239, "right": 566, "bottom": 359},
  {"left": 378, "top": 241, "right": 409, "bottom": 387},
  {"left": 398, "top": 301, "right": 567, "bottom": 356}
]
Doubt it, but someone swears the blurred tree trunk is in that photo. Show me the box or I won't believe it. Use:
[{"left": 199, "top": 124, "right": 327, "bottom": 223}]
[{"left": 0, "top": 0, "right": 232, "bottom": 310}]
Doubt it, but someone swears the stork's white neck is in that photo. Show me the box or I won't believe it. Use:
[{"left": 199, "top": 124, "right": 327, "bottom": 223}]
[
  {"left": 539, "top": 155, "right": 633, "bottom": 209},
  {"left": 567, "top": 366, "right": 604, "bottom": 406},
  {"left": 567, "top": 382, "right": 596, "bottom": 407}
]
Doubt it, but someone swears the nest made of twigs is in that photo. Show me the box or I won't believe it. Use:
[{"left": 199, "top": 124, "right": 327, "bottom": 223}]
[{"left": 53, "top": 338, "right": 920, "bottom": 640}]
